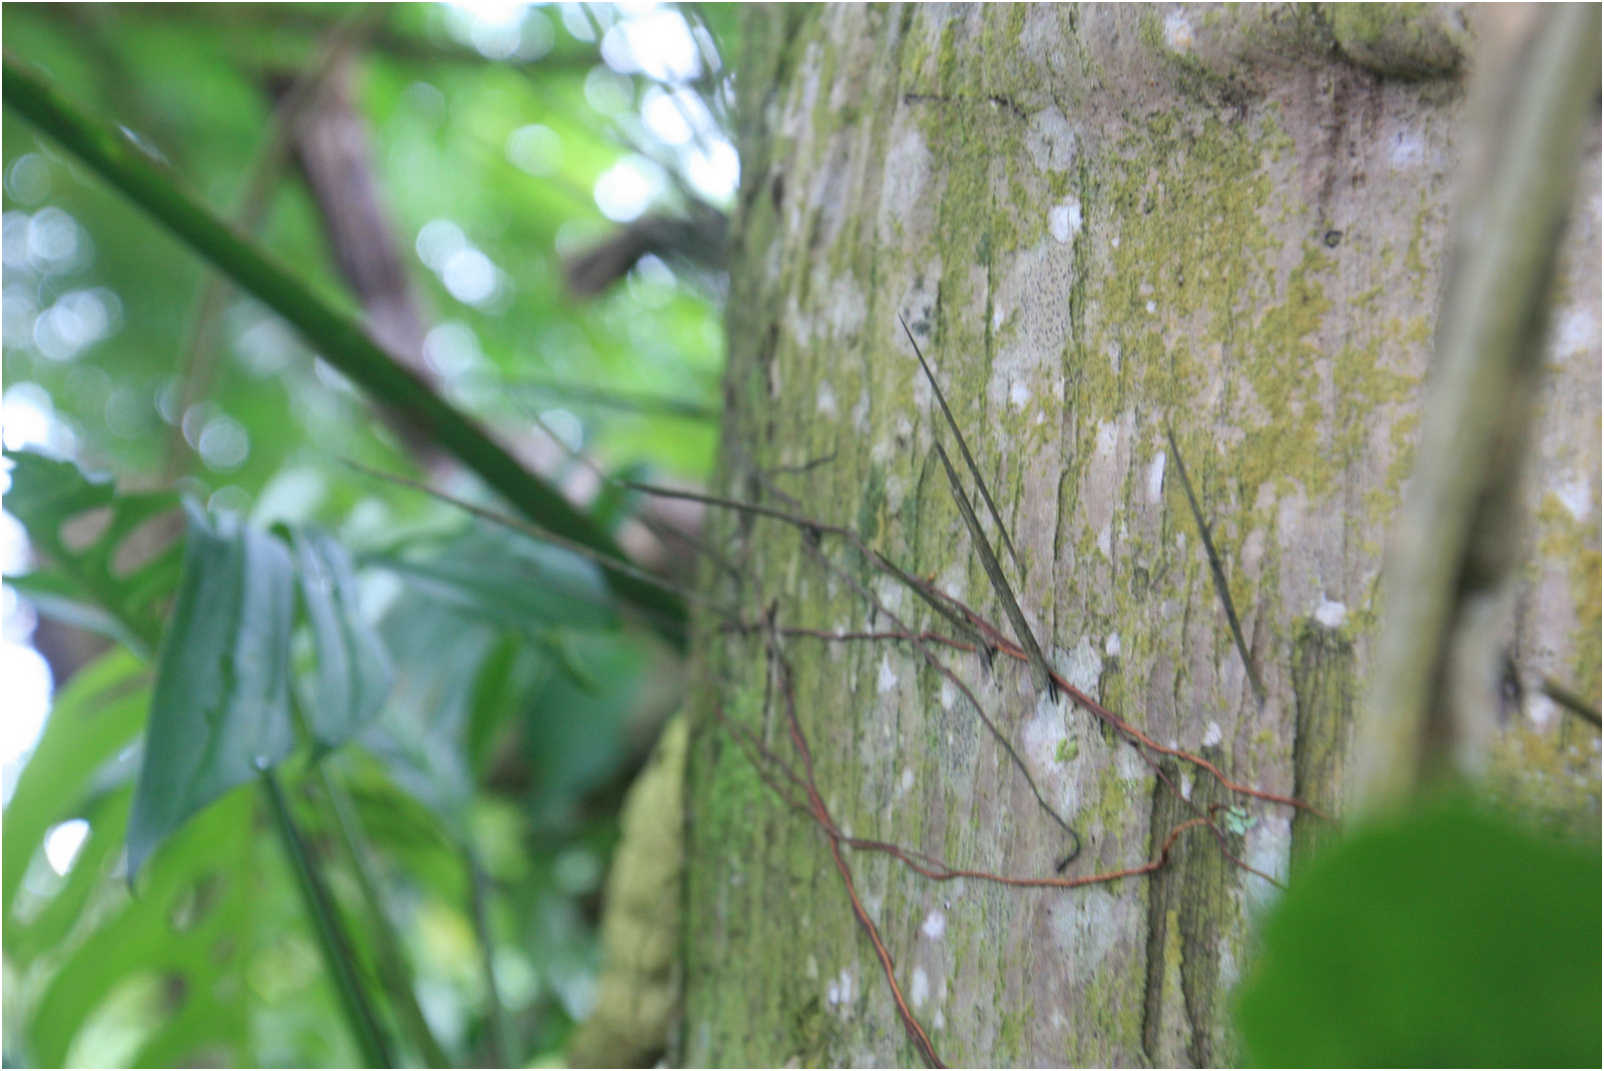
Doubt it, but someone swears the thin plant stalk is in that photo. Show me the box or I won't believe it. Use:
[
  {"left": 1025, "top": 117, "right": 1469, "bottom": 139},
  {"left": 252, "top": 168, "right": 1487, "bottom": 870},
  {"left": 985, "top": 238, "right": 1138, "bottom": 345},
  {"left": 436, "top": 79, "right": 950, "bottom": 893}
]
[
  {"left": 259, "top": 767, "right": 395, "bottom": 1068},
  {"left": 316, "top": 762, "right": 452, "bottom": 1068}
]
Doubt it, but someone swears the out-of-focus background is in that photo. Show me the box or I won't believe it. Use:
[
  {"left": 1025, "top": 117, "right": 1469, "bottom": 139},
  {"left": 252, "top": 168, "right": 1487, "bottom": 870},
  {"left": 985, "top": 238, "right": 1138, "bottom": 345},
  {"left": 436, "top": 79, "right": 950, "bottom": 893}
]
[{"left": 2, "top": 3, "right": 734, "bottom": 1064}]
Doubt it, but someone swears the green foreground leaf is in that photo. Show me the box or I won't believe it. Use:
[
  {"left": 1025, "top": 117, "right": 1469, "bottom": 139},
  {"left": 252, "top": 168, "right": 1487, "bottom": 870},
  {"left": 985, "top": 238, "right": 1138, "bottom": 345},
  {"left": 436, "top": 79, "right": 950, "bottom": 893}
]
[{"left": 1236, "top": 795, "right": 1602, "bottom": 1067}]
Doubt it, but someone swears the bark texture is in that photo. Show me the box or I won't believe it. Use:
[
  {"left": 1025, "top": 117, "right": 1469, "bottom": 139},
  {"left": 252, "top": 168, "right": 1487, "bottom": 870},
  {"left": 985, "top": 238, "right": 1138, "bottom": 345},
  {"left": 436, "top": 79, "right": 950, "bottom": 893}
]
[{"left": 683, "top": 5, "right": 1600, "bottom": 1066}]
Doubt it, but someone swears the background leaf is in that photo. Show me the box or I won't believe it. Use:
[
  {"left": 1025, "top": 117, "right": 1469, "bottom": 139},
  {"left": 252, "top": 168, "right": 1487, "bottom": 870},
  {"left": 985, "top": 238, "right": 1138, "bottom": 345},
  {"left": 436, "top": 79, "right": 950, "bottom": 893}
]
[
  {"left": 124, "top": 502, "right": 297, "bottom": 879},
  {"left": 289, "top": 526, "right": 394, "bottom": 751},
  {"left": 3, "top": 449, "right": 182, "bottom": 655}
]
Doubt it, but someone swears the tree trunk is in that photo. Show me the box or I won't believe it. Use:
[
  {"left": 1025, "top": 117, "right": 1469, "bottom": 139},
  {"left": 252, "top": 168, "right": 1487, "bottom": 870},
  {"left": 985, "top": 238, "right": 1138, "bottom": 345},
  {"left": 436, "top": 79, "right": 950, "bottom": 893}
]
[{"left": 683, "top": 6, "right": 1599, "bottom": 1066}]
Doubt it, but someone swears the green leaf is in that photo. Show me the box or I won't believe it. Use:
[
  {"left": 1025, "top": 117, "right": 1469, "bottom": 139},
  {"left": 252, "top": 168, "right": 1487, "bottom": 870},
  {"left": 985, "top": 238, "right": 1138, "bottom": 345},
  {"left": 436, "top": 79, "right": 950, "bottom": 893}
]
[
  {"left": 2, "top": 647, "right": 148, "bottom": 919},
  {"left": 124, "top": 501, "right": 297, "bottom": 880},
  {"left": 1236, "top": 795, "right": 1602, "bottom": 1067},
  {"left": 3, "top": 449, "right": 182, "bottom": 655},
  {"left": 368, "top": 520, "right": 616, "bottom": 634},
  {"left": 288, "top": 527, "right": 393, "bottom": 751},
  {"left": 26, "top": 789, "right": 258, "bottom": 1068}
]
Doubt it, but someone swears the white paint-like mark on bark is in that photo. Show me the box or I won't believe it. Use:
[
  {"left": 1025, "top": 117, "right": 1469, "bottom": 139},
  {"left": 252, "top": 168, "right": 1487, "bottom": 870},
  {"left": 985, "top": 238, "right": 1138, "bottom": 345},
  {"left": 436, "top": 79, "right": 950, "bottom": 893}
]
[
  {"left": 1163, "top": 10, "right": 1194, "bottom": 50},
  {"left": 1105, "top": 632, "right": 1121, "bottom": 658},
  {"left": 1145, "top": 299, "right": 1157, "bottom": 314},
  {"left": 1146, "top": 450, "right": 1167, "bottom": 502},
  {"left": 877, "top": 655, "right": 899, "bottom": 694},
  {"left": 816, "top": 381, "right": 837, "bottom": 418},
  {"left": 1010, "top": 380, "right": 1031, "bottom": 408},
  {"left": 1388, "top": 130, "right": 1424, "bottom": 170},
  {"left": 1202, "top": 721, "right": 1223, "bottom": 747},
  {"left": 900, "top": 767, "right": 915, "bottom": 793},
  {"left": 910, "top": 967, "right": 929, "bottom": 1009},
  {"left": 1314, "top": 598, "right": 1348, "bottom": 629},
  {"left": 1552, "top": 306, "right": 1596, "bottom": 357},
  {"left": 1553, "top": 473, "right": 1593, "bottom": 520},
  {"left": 1529, "top": 692, "right": 1557, "bottom": 729},
  {"left": 1048, "top": 198, "right": 1082, "bottom": 243},
  {"left": 921, "top": 910, "right": 946, "bottom": 940},
  {"left": 1245, "top": 815, "right": 1292, "bottom": 914},
  {"left": 1053, "top": 637, "right": 1103, "bottom": 697},
  {"left": 1097, "top": 522, "right": 1113, "bottom": 559}
]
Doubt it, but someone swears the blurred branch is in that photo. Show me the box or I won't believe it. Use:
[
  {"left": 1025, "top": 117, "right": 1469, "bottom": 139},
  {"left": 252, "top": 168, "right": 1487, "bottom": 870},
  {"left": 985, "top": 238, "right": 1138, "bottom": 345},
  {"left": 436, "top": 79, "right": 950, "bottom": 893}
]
[
  {"left": 1357, "top": 5, "right": 1602, "bottom": 810},
  {"left": 2, "top": 53, "right": 687, "bottom": 648},
  {"left": 165, "top": 7, "right": 386, "bottom": 480},
  {"left": 498, "top": 376, "right": 718, "bottom": 422},
  {"left": 563, "top": 209, "right": 727, "bottom": 299}
]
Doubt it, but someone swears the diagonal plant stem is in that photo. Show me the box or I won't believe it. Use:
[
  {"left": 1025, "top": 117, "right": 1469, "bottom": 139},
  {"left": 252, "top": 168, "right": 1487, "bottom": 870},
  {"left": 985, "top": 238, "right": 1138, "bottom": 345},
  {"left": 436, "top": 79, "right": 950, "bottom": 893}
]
[
  {"left": 1164, "top": 427, "right": 1265, "bottom": 706},
  {"left": 899, "top": 314, "right": 1022, "bottom": 573},
  {"left": 932, "top": 440, "right": 1054, "bottom": 698},
  {"left": 1, "top": 54, "right": 686, "bottom": 649},
  {"left": 315, "top": 762, "right": 452, "bottom": 1069},
  {"left": 259, "top": 767, "right": 395, "bottom": 1068}
]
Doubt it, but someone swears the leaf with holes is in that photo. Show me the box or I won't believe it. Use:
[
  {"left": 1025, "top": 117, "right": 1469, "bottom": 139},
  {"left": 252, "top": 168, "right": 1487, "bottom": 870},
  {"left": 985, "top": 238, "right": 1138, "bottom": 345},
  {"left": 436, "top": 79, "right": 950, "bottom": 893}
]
[
  {"left": 124, "top": 502, "right": 297, "bottom": 880},
  {"left": 288, "top": 526, "right": 393, "bottom": 751},
  {"left": 3, "top": 449, "right": 183, "bottom": 655},
  {"left": 2, "top": 647, "right": 148, "bottom": 922}
]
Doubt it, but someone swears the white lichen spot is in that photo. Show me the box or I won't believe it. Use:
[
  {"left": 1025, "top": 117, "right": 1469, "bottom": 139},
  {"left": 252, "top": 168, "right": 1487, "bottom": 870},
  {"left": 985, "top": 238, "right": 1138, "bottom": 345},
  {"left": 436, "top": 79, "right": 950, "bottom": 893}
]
[
  {"left": 1010, "top": 380, "right": 1031, "bottom": 408},
  {"left": 1202, "top": 720, "right": 1223, "bottom": 748},
  {"left": 921, "top": 910, "right": 946, "bottom": 940},
  {"left": 816, "top": 381, "right": 838, "bottom": 418},
  {"left": 877, "top": 654, "right": 899, "bottom": 694},
  {"left": 899, "top": 767, "right": 914, "bottom": 793},
  {"left": 851, "top": 389, "right": 871, "bottom": 432},
  {"left": 1096, "top": 523, "right": 1113, "bottom": 559},
  {"left": 1104, "top": 632, "right": 1121, "bottom": 658},
  {"left": 1314, "top": 598, "right": 1348, "bottom": 630},
  {"left": 1529, "top": 692, "right": 1556, "bottom": 729},
  {"left": 1111, "top": 234, "right": 1120, "bottom": 249},
  {"left": 910, "top": 967, "right": 930, "bottom": 1009},
  {"left": 1052, "top": 637, "right": 1103, "bottom": 697},
  {"left": 1146, "top": 451, "right": 1167, "bottom": 503},
  {"left": 934, "top": 1010, "right": 946, "bottom": 1031},
  {"left": 1244, "top": 815, "right": 1293, "bottom": 914},
  {"left": 1388, "top": 130, "right": 1424, "bottom": 170},
  {"left": 1553, "top": 306, "right": 1597, "bottom": 358},
  {"left": 939, "top": 678, "right": 956, "bottom": 710},
  {"left": 1048, "top": 197, "right": 1082, "bottom": 243},
  {"left": 1163, "top": 9, "right": 1194, "bottom": 51},
  {"left": 993, "top": 303, "right": 1006, "bottom": 330},
  {"left": 1554, "top": 474, "right": 1593, "bottom": 520},
  {"left": 1145, "top": 299, "right": 1157, "bottom": 315},
  {"left": 1180, "top": 772, "right": 1194, "bottom": 800}
]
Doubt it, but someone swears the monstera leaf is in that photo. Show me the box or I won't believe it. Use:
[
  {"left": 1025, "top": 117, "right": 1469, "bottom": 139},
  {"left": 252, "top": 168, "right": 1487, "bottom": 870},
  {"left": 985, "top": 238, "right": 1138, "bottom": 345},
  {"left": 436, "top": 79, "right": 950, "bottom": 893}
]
[{"left": 4, "top": 449, "right": 183, "bottom": 655}]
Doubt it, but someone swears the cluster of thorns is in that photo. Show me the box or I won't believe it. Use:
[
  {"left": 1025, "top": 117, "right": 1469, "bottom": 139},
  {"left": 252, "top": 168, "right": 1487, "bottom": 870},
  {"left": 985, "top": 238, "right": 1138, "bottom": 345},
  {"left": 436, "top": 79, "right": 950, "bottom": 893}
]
[{"left": 363, "top": 318, "right": 1327, "bottom": 1069}]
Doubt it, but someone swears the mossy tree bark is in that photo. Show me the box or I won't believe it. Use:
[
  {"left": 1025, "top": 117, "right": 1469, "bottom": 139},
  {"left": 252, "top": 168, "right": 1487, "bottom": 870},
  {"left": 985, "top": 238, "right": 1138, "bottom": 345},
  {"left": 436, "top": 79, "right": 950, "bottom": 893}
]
[{"left": 683, "top": 6, "right": 1599, "bottom": 1066}]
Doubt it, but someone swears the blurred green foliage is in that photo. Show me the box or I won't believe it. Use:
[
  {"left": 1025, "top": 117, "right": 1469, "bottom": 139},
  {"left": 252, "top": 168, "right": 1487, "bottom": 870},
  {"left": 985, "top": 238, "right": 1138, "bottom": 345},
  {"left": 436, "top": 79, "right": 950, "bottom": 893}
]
[
  {"left": 1236, "top": 794, "right": 1602, "bottom": 1067},
  {"left": 2, "top": 3, "right": 732, "bottom": 1065}
]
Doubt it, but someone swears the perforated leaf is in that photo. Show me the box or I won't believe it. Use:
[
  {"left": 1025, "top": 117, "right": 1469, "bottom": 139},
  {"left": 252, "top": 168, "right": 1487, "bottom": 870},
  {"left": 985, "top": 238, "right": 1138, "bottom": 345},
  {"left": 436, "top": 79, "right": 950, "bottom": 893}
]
[{"left": 4, "top": 449, "right": 182, "bottom": 655}]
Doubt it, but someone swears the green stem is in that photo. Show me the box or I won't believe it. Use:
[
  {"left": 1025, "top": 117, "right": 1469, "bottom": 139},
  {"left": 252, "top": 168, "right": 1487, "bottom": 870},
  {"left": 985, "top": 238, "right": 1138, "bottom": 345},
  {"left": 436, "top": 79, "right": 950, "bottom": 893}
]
[
  {"left": 316, "top": 762, "right": 453, "bottom": 1068},
  {"left": 465, "top": 845, "right": 513, "bottom": 1067},
  {"left": 259, "top": 768, "right": 395, "bottom": 1068},
  {"left": 1, "top": 54, "right": 686, "bottom": 649}
]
